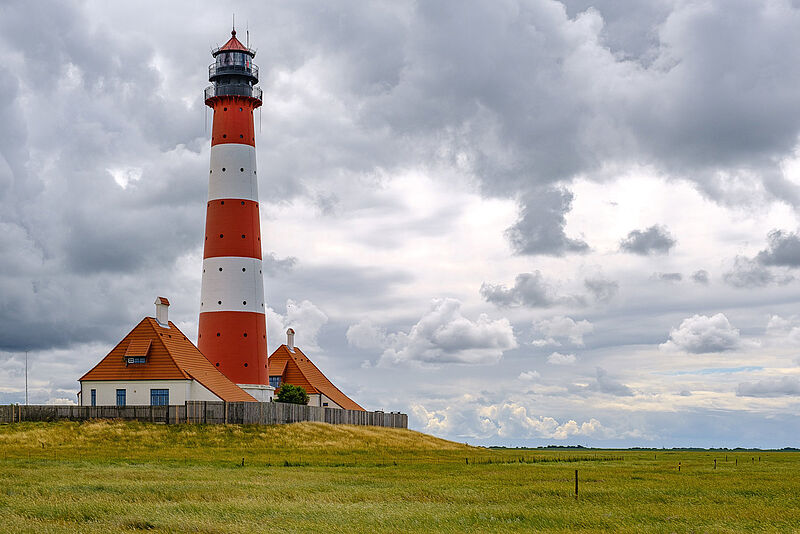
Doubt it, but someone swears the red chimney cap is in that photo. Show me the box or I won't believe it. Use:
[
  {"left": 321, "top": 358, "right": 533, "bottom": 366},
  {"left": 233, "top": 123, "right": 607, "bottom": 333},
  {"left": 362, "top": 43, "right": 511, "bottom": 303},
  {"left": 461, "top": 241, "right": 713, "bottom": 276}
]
[{"left": 156, "top": 297, "right": 170, "bottom": 306}]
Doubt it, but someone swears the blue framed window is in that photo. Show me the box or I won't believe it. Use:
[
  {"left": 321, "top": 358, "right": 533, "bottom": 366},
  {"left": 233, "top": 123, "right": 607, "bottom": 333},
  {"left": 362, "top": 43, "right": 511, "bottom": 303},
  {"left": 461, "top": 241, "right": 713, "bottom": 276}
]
[
  {"left": 116, "top": 389, "right": 126, "bottom": 407},
  {"left": 269, "top": 376, "right": 281, "bottom": 388},
  {"left": 150, "top": 389, "right": 169, "bottom": 406},
  {"left": 126, "top": 357, "right": 146, "bottom": 365},
  {"left": 90, "top": 389, "right": 96, "bottom": 407}
]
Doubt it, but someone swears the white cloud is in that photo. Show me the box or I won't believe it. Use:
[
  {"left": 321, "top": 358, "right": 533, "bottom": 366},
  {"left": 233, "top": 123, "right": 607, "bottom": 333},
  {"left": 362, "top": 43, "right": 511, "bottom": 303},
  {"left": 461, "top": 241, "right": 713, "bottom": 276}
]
[
  {"left": 350, "top": 298, "right": 517, "bottom": 365},
  {"left": 477, "top": 403, "right": 615, "bottom": 440},
  {"left": 267, "top": 299, "right": 328, "bottom": 352},
  {"left": 532, "top": 315, "right": 593, "bottom": 346},
  {"left": 765, "top": 314, "right": 800, "bottom": 346},
  {"left": 547, "top": 352, "right": 577, "bottom": 365},
  {"left": 346, "top": 320, "right": 388, "bottom": 350},
  {"left": 518, "top": 370, "right": 541, "bottom": 381},
  {"left": 660, "top": 313, "right": 741, "bottom": 354},
  {"left": 410, "top": 398, "right": 631, "bottom": 441}
]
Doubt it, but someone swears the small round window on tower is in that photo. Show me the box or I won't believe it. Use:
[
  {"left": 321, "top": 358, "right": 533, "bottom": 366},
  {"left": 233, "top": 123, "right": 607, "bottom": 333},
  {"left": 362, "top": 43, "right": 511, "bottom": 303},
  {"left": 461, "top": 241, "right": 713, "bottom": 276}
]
[
  {"left": 243, "top": 332, "right": 248, "bottom": 337},
  {"left": 222, "top": 134, "right": 227, "bottom": 138},
  {"left": 215, "top": 362, "right": 219, "bottom": 367},
  {"left": 218, "top": 300, "right": 222, "bottom": 305},
  {"left": 242, "top": 268, "right": 246, "bottom": 272},
  {"left": 240, "top": 168, "right": 244, "bottom": 172},
  {"left": 222, "top": 168, "right": 226, "bottom": 172},
  {"left": 216, "top": 332, "right": 221, "bottom": 337},
  {"left": 241, "top": 234, "right": 246, "bottom": 239},
  {"left": 244, "top": 363, "right": 248, "bottom": 367},
  {"left": 218, "top": 267, "right": 223, "bottom": 272},
  {"left": 219, "top": 234, "right": 224, "bottom": 238},
  {"left": 223, "top": 107, "right": 227, "bottom": 111},
  {"left": 242, "top": 301, "right": 247, "bottom": 305}
]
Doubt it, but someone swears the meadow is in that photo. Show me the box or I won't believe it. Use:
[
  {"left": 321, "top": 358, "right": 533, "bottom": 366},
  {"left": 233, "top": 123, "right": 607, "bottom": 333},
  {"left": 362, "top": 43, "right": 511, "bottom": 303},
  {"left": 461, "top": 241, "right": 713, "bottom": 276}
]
[{"left": 0, "top": 420, "right": 798, "bottom": 533}]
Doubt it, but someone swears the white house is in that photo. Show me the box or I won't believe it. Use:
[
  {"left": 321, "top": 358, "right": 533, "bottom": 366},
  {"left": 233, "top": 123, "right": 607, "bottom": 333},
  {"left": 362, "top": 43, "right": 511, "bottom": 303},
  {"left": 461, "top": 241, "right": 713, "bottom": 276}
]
[{"left": 79, "top": 298, "right": 264, "bottom": 406}]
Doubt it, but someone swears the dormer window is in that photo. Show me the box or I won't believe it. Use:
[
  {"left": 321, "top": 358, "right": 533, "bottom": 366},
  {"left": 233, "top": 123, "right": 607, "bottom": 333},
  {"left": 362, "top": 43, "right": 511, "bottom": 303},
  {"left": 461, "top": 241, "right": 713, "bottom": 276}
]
[{"left": 124, "top": 339, "right": 151, "bottom": 366}]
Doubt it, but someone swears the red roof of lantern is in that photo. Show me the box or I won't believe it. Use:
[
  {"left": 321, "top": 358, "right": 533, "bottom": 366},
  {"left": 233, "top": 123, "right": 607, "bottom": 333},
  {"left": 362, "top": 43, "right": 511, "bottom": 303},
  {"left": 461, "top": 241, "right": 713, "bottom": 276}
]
[{"left": 217, "top": 30, "right": 251, "bottom": 54}]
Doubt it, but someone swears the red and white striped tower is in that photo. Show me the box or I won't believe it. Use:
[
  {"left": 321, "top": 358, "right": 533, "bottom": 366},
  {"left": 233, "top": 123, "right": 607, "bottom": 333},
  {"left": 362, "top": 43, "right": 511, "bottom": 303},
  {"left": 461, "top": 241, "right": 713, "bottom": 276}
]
[{"left": 198, "top": 29, "right": 269, "bottom": 395}]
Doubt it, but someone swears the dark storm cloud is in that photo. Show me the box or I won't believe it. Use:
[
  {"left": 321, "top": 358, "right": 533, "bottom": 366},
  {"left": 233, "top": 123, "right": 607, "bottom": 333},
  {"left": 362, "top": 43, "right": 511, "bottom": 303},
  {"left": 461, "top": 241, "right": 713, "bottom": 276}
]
[
  {"left": 0, "top": 2, "right": 211, "bottom": 352},
  {"left": 723, "top": 256, "right": 792, "bottom": 288},
  {"left": 691, "top": 270, "right": 710, "bottom": 285},
  {"left": 652, "top": 272, "right": 682, "bottom": 282},
  {"left": 583, "top": 277, "right": 618, "bottom": 303},
  {"left": 592, "top": 367, "right": 634, "bottom": 396},
  {"left": 736, "top": 376, "right": 800, "bottom": 397},
  {"left": 481, "top": 271, "right": 566, "bottom": 308},
  {"left": 262, "top": 253, "right": 298, "bottom": 276},
  {"left": 567, "top": 367, "right": 634, "bottom": 396},
  {"left": 505, "top": 188, "right": 589, "bottom": 256},
  {"left": 619, "top": 225, "right": 676, "bottom": 255},
  {"left": 756, "top": 230, "right": 800, "bottom": 267}
]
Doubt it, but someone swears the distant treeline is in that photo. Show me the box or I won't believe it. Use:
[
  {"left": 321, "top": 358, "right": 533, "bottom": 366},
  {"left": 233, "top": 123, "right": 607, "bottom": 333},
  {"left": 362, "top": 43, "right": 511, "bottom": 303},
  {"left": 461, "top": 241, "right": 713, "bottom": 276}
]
[{"left": 489, "top": 445, "right": 800, "bottom": 452}]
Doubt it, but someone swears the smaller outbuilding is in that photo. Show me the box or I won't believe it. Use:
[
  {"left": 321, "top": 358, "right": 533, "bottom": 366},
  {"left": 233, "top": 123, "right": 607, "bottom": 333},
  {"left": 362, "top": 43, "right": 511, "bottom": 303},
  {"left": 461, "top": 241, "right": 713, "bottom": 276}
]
[
  {"left": 79, "top": 297, "right": 257, "bottom": 406},
  {"left": 268, "top": 328, "right": 365, "bottom": 411}
]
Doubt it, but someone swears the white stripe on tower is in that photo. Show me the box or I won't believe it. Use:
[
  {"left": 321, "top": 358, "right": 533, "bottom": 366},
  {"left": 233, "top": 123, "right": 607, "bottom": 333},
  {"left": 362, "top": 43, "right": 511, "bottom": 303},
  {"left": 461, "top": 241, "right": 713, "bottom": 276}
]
[
  {"left": 208, "top": 144, "right": 259, "bottom": 201},
  {"left": 200, "top": 257, "right": 265, "bottom": 314}
]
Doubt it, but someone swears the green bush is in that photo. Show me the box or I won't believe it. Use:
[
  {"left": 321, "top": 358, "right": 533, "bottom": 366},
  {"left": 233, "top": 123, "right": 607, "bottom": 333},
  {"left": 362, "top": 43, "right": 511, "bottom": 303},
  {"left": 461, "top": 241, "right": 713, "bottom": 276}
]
[{"left": 276, "top": 384, "right": 309, "bottom": 405}]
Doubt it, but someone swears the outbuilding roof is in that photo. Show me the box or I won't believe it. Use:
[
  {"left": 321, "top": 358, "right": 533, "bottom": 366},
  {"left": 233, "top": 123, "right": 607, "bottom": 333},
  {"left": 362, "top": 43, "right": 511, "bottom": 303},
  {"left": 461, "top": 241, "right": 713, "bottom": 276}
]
[
  {"left": 268, "top": 344, "right": 365, "bottom": 411},
  {"left": 80, "top": 317, "right": 255, "bottom": 402}
]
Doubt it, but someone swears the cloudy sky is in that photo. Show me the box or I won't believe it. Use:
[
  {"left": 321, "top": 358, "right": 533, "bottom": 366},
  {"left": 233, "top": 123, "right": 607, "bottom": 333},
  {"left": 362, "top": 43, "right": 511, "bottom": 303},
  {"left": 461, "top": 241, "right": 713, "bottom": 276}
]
[{"left": 2, "top": 0, "right": 800, "bottom": 447}]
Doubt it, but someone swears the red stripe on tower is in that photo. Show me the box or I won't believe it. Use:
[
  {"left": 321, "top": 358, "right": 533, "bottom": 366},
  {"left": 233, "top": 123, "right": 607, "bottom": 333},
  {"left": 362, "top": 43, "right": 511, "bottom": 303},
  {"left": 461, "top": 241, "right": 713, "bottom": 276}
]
[{"left": 199, "top": 29, "right": 268, "bottom": 390}]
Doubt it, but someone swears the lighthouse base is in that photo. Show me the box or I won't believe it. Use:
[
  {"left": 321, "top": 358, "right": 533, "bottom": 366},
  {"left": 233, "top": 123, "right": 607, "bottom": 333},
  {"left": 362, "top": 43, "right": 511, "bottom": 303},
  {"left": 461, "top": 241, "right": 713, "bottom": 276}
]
[{"left": 237, "top": 383, "right": 275, "bottom": 402}]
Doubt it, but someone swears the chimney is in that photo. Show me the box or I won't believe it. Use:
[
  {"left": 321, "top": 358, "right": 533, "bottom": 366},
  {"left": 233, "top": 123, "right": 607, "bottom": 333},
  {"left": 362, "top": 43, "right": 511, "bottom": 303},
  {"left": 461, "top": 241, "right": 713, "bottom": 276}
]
[
  {"left": 286, "top": 328, "right": 295, "bottom": 352},
  {"left": 155, "top": 297, "right": 170, "bottom": 327}
]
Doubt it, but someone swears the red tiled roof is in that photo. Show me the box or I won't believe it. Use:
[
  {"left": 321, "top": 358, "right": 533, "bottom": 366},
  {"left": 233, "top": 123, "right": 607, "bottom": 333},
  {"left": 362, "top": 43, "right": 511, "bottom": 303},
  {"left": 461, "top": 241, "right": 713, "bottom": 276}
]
[
  {"left": 80, "top": 318, "right": 255, "bottom": 402},
  {"left": 268, "top": 345, "right": 364, "bottom": 411}
]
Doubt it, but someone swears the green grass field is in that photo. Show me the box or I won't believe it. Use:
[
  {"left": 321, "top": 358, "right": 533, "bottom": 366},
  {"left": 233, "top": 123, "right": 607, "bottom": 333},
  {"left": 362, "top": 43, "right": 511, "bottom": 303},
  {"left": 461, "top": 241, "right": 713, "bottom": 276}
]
[{"left": 0, "top": 421, "right": 798, "bottom": 533}]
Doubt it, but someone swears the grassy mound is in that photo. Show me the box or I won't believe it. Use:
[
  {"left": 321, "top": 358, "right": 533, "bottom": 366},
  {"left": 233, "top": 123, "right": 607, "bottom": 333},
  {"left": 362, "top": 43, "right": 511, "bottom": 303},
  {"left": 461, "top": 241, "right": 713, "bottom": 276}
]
[{"left": 0, "top": 420, "right": 470, "bottom": 466}]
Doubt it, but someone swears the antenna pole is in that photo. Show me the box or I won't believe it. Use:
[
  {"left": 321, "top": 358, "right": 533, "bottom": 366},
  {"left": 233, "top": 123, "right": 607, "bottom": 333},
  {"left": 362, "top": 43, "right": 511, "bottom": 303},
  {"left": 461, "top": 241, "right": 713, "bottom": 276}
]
[
  {"left": 25, "top": 351, "right": 28, "bottom": 405},
  {"left": 232, "top": 13, "right": 235, "bottom": 32}
]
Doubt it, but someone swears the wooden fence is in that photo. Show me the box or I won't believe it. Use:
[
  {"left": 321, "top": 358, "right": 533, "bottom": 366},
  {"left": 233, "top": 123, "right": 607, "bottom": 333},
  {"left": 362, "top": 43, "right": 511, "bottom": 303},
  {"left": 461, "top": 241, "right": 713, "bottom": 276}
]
[{"left": 0, "top": 402, "right": 407, "bottom": 429}]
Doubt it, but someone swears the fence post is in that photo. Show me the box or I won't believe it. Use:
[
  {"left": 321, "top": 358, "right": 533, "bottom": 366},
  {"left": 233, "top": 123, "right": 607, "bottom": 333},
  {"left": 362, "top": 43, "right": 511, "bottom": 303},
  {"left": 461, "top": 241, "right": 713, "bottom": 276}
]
[{"left": 575, "top": 469, "right": 578, "bottom": 499}]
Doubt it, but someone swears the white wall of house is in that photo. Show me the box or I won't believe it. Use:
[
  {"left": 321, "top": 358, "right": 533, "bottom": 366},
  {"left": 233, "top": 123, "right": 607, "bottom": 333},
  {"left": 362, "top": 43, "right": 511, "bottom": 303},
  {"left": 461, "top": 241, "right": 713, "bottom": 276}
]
[
  {"left": 80, "top": 379, "right": 220, "bottom": 406},
  {"left": 308, "top": 392, "right": 342, "bottom": 409},
  {"left": 237, "top": 383, "right": 274, "bottom": 402}
]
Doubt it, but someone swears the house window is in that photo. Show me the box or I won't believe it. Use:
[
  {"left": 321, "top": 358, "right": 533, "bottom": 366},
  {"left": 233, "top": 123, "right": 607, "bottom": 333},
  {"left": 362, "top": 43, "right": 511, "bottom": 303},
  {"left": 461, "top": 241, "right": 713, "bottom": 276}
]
[
  {"left": 269, "top": 376, "right": 281, "bottom": 388},
  {"left": 322, "top": 402, "right": 329, "bottom": 407},
  {"left": 126, "top": 357, "right": 146, "bottom": 365},
  {"left": 90, "top": 389, "right": 96, "bottom": 407},
  {"left": 150, "top": 389, "right": 169, "bottom": 406},
  {"left": 116, "top": 389, "right": 126, "bottom": 407}
]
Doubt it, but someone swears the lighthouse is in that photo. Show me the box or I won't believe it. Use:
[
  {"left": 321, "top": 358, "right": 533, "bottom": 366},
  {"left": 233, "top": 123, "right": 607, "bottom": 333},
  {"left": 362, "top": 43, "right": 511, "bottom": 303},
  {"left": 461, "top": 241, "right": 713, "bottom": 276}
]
[{"left": 198, "top": 28, "right": 271, "bottom": 401}]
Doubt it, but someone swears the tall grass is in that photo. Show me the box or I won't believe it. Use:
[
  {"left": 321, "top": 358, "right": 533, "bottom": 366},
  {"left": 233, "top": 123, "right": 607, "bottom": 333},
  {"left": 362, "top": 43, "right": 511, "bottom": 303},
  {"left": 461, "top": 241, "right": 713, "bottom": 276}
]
[{"left": 0, "top": 421, "right": 798, "bottom": 533}]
